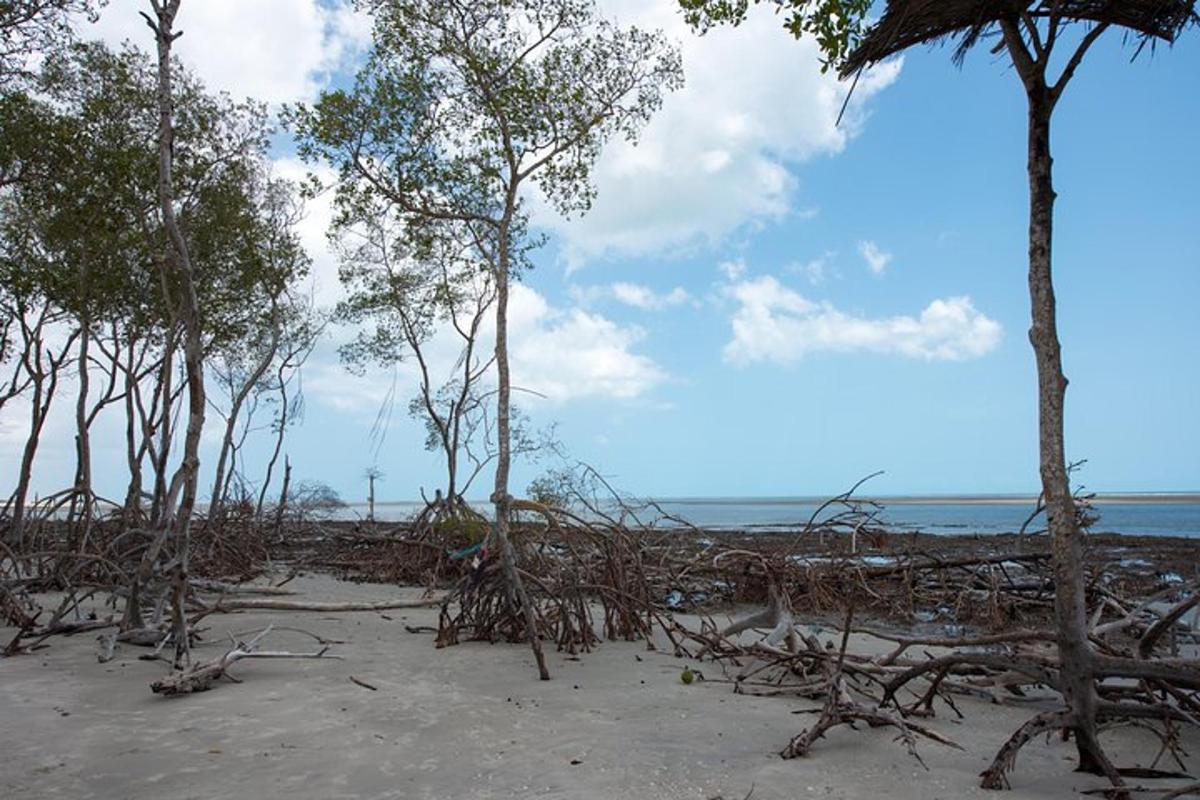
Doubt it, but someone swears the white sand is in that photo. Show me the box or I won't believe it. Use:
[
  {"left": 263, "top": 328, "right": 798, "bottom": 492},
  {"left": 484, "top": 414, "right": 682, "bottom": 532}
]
[{"left": 2, "top": 574, "right": 1195, "bottom": 799}]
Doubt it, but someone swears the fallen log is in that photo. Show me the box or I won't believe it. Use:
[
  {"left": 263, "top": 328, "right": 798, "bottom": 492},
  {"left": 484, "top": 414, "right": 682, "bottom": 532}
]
[
  {"left": 190, "top": 579, "right": 298, "bottom": 596},
  {"left": 195, "top": 595, "right": 445, "bottom": 614}
]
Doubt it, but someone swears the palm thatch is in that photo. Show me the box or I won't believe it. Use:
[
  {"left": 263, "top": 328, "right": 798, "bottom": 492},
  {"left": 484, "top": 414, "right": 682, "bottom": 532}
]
[{"left": 842, "top": 0, "right": 1199, "bottom": 76}]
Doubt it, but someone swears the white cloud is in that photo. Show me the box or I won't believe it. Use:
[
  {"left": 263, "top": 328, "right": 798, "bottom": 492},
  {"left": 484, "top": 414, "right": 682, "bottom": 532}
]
[
  {"left": 789, "top": 253, "right": 837, "bottom": 286},
  {"left": 272, "top": 158, "right": 343, "bottom": 309},
  {"left": 858, "top": 240, "right": 893, "bottom": 275},
  {"left": 80, "top": 0, "right": 371, "bottom": 105},
  {"left": 305, "top": 283, "right": 666, "bottom": 412},
  {"left": 719, "top": 258, "right": 747, "bottom": 282},
  {"left": 509, "top": 285, "right": 667, "bottom": 403},
  {"left": 305, "top": 355, "right": 398, "bottom": 415},
  {"left": 533, "top": 2, "right": 902, "bottom": 267},
  {"left": 723, "top": 275, "right": 1002, "bottom": 365},
  {"left": 571, "top": 282, "right": 693, "bottom": 311}
]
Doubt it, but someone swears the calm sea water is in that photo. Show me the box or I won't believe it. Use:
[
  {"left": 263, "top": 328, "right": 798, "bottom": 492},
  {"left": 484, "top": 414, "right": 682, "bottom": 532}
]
[{"left": 344, "top": 496, "right": 1200, "bottom": 538}]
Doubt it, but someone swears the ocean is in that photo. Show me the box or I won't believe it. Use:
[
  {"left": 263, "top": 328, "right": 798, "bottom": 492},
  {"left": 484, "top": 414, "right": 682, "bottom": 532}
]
[{"left": 342, "top": 494, "right": 1200, "bottom": 538}]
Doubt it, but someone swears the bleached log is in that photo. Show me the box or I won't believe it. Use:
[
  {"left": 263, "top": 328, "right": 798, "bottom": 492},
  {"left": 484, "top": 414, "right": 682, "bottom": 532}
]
[{"left": 195, "top": 595, "right": 444, "bottom": 614}]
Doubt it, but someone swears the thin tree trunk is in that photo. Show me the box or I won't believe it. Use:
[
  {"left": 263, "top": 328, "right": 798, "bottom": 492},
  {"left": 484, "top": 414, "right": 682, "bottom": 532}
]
[
  {"left": 9, "top": 363, "right": 51, "bottom": 548},
  {"left": 8, "top": 329, "right": 76, "bottom": 548},
  {"left": 148, "top": 0, "right": 203, "bottom": 670},
  {"left": 149, "top": 343, "right": 173, "bottom": 526},
  {"left": 492, "top": 220, "right": 549, "bottom": 681},
  {"left": 1024, "top": 87, "right": 1104, "bottom": 774},
  {"left": 210, "top": 330, "right": 278, "bottom": 522},
  {"left": 70, "top": 311, "right": 93, "bottom": 551},
  {"left": 273, "top": 455, "right": 291, "bottom": 535},
  {"left": 256, "top": 369, "right": 289, "bottom": 520},
  {"left": 122, "top": 340, "right": 145, "bottom": 527}
]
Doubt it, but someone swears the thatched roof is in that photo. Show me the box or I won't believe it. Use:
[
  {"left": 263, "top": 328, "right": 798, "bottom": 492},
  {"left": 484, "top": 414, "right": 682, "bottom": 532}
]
[{"left": 841, "top": 1, "right": 1199, "bottom": 76}]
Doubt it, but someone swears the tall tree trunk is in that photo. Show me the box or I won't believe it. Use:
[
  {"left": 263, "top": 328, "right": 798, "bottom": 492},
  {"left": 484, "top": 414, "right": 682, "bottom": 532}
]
[
  {"left": 1024, "top": 87, "right": 1105, "bottom": 774},
  {"left": 9, "top": 356, "right": 54, "bottom": 548},
  {"left": 122, "top": 341, "right": 145, "bottom": 527},
  {"left": 492, "top": 220, "right": 549, "bottom": 681},
  {"left": 70, "top": 312, "right": 93, "bottom": 552},
  {"left": 149, "top": 0, "right": 203, "bottom": 669},
  {"left": 149, "top": 343, "right": 173, "bottom": 526},
  {"left": 445, "top": 434, "right": 458, "bottom": 505}
]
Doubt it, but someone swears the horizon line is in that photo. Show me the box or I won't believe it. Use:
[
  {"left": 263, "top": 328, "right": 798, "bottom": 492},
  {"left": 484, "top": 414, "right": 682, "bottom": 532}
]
[{"left": 360, "top": 490, "right": 1200, "bottom": 507}]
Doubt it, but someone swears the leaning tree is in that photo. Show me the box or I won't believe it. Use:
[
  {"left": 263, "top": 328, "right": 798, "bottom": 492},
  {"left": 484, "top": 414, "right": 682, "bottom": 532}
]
[
  {"left": 289, "top": 0, "right": 682, "bottom": 679},
  {"left": 681, "top": 0, "right": 1198, "bottom": 789}
]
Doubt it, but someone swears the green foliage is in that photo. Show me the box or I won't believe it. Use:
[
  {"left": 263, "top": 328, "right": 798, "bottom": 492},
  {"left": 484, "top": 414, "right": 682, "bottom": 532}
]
[
  {"left": 287, "top": 479, "right": 346, "bottom": 520},
  {"left": 288, "top": 0, "right": 680, "bottom": 501},
  {"left": 678, "top": 0, "right": 873, "bottom": 71},
  {"left": 0, "top": 40, "right": 309, "bottom": 354},
  {"left": 288, "top": 0, "right": 682, "bottom": 239},
  {"left": 433, "top": 513, "right": 489, "bottom": 545},
  {"left": 527, "top": 468, "right": 575, "bottom": 508},
  {"left": 0, "top": 0, "right": 104, "bottom": 86}
]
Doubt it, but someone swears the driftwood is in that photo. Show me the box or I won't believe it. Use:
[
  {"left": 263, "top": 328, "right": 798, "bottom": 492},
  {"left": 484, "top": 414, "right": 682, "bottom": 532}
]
[
  {"left": 193, "top": 595, "right": 444, "bottom": 614},
  {"left": 190, "top": 579, "right": 297, "bottom": 596},
  {"left": 780, "top": 608, "right": 963, "bottom": 764},
  {"left": 150, "top": 625, "right": 340, "bottom": 695}
]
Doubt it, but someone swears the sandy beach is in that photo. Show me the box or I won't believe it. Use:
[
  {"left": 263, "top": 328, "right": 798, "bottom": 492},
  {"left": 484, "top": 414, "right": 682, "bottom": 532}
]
[{"left": 3, "top": 572, "right": 1196, "bottom": 800}]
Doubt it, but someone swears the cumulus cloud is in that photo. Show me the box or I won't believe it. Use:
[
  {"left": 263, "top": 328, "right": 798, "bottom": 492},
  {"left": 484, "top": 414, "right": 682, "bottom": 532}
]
[
  {"left": 858, "top": 240, "right": 893, "bottom": 276},
  {"left": 305, "top": 283, "right": 666, "bottom": 413},
  {"left": 80, "top": 0, "right": 371, "bottom": 105},
  {"left": 509, "top": 285, "right": 667, "bottom": 403},
  {"left": 571, "top": 282, "right": 693, "bottom": 311},
  {"left": 305, "top": 355, "right": 398, "bottom": 415},
  {"left": 533, "top": 1, "right": 901, "bottom": 267},
  {"left": 272, "top": 158, "right": 343, "bottom": 309},
  {"left": 723, "top": 275, "right": 1002, "bottom": 365}
]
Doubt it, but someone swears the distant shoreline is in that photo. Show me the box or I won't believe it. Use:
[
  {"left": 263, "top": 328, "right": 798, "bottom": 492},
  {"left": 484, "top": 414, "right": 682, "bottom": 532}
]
[
  {"left": 365, "top": 492, "right": 1200, "bottom": 508},
  {"left": 652, "top": 493, "right": 1200, "bottom": 507}
]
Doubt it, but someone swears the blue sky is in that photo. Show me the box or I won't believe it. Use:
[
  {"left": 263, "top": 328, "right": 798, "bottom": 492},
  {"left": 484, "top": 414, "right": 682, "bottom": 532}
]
[{"left": 2, "top": 1, "right": 1197, "bottom": 504}]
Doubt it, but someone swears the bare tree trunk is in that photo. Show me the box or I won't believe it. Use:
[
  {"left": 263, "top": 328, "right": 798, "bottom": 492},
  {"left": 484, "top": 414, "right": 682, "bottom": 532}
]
[
  {"left": 8, "top": 328, "right": 76, "bottom": 548},
  {"left": 9, "top": 365, "right": 51, "bottom": 548},
  {"left": 1024, "top": 77, "right": 1105, "bottom": 776},
  {"left": 209, "top": 328, "right": 278, "bottom": 522},
  {"left": 367, "top": 472, "right": 376, "bottom": 521},
  {"left": 122, "top": 340, "right": 145, "bottom": 526},
  {"left": 70, "top": 309, "right": 93, "bottom": 551},
  {"left": 492, "top": 220, "right": 549, "bottom": 681},
  {"left": 149, "top": 343, "right": 173, "bottom": 526},
  {"left": 273, "top": 455, "right": 291, "bottom": 535},
  {"left": 256, "top": 370, "right": 289, "bottom": 521},
  {"left": 147, "top": 0, "right": 203, "bottom": 670}
]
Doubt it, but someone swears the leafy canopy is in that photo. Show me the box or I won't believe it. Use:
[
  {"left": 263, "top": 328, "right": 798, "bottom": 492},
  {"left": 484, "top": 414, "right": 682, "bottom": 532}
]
[
  {"left": 288, "top": 0, "right": 683, "bottom": 237},
  {"left": 679, "top": 0, "right": 873, "bottom": 71}
]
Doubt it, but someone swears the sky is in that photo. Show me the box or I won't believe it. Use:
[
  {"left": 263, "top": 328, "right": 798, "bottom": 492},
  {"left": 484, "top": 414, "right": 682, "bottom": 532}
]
[{"left": 1, "top": 0, "right": 1197, "bottom": 505}]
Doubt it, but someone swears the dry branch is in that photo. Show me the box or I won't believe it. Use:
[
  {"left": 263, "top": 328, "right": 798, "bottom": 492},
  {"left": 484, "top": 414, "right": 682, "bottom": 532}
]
[{"left": 150, "top": 625, "right": 340, "bottom": 695}]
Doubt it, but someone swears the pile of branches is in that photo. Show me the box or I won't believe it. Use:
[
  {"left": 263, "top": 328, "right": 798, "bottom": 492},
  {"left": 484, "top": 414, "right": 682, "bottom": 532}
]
[
  {"left": 415, "top": 470, "right": 1198, "bottom": 795},
  {"left": 435, "top": 498, "right": 691, "bottom": 657},
  {"left": 0, "top": 497, "right": 281, "bottom": 659},
  {"left": 682, "top": 560, "right": 1199, "bottom": 794},
  {"left": 4, "top": 467, "right": 1198, "bottom": 796}
]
